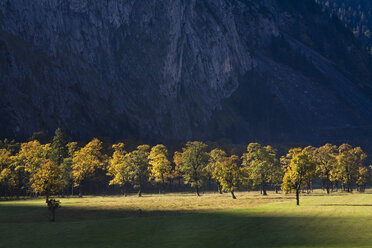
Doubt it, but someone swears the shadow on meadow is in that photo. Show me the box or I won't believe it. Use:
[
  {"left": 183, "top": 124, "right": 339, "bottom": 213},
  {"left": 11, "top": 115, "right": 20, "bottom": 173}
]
[
  {"left": 0, "top": 203, "right": 190, "bottom": 223},
  {"left": 0, "top": 202, "right": 370, "bottom": 248}
]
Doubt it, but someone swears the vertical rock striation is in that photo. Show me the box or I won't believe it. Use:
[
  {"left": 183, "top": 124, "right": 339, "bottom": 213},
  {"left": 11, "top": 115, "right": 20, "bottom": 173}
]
[{"left": 0, "top": 0, "right": 371, "bottom": 144}]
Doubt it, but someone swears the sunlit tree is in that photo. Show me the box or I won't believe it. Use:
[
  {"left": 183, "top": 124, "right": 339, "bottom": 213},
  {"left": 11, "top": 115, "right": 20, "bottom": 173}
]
[
  {"left": 71, "top": 138, "right": 106, "bottom": 197},
  {"left": 0, "top": 148, "right": 17, "bottom": 196},
  {"left": 30, "top": 159, "right": 62, "bottom": 202},
  {"left": 242, "top": 143, "right": 279, "bottom": 195},
  {"left": 17, "top": 140, "right": 51, "bottom": 175},
  {"left": 302, "top": 146, "right": 317, "bottom": 193},
  {"left": 107, "top": 143, "right": 131, "bottom": 196},
  {"left": 356, "top": 166, "right": 370, "bottom": 192},
  {"left": 148, "top": 144, "right": 172, "bottom": 193},
  {"left": 336, "top": 144, "right": 366, "bottom": 192},
  {"left": 12, "top": 140, "right": 52, "bottom": 194},
  {"left": 314, "top": 144, "right": 338, "bottom": 194},
  {"left": 126, "top": 145, "right": 151, "bottom": 197},
  {"left": 178, "top": 142, "right": 210, "bottom": 196},
  {"left": 172, "top": 151, "right": 183, "bottom": 185},
  {"left": 207, "top": 148, "right": 227, "bottom": 194},
  {"left": 282, "top": 147, "right": 316, "bottom": 205},
  {"left": 213, "top": 155, "right": 242, "bottom": 199}
]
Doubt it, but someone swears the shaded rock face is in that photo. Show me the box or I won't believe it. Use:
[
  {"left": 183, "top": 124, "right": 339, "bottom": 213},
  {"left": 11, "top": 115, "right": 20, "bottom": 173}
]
[{"left": 0, "top": 0, "right": 371, "bottom": 144}]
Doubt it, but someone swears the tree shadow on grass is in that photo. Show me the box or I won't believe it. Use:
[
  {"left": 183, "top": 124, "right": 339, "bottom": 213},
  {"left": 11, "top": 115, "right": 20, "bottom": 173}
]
[
  {"left": 0, "top": 204, "right": 194, "bottom": 223},
  {"left": 0, "top": 204, "right": 371, "bottom": 248}
]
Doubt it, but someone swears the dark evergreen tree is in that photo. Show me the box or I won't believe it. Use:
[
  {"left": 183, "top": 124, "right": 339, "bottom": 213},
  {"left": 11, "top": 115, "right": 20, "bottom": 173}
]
[{"left": 50, "top": 128, "right": 68, "bottom": 166}]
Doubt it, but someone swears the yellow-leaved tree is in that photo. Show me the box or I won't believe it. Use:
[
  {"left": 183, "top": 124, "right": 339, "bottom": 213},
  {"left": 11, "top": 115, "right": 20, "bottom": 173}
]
[
  {"left": 213, "top": 155, "right": 242, "bottom": 199},
  {"left": 356, "top": 166, "right": 370, "bottom": 192},
  {"left": 241, "top": 143, "right": 279, "bottom": 196},
  {"left": 171, "top": 151, "right": 183, "bottom": 186},
  {"left": 148, "top": 144, "right": 172, "bottom": 193},
  {"left": 335, "top": 144, "right": 366, "bottom": 192},
  {"left": 14, "top": 140, "right": 52, "bottom": 194},
  {"left": 0, "top": 148, "right": 17, "bottom": 195},
  {"left": 72, "top": 138, "right": 106, "bottom": 197},
  {"left": 207, "top": 148, "right": 227, "bottom": 194},
  {"left": 107, "top": 143, "right": 132, "bottom": 196},
  {"left": 281, "top": 146, "right": 316, "bottom": 205},
  {"left": 30, "top": 159, "right": 62, "bottom": 202},
  {"left": 178, "top": 141, "right": 210, "bottom": 197},
  {"left": 17, "top": 140, "right": 51, "bottom": 175},
  {"left": 126, "top": 145, "right": 151, "bottom": 197},
  {"left": 314, "top": 144, "right": 338, "bottom": 194}
]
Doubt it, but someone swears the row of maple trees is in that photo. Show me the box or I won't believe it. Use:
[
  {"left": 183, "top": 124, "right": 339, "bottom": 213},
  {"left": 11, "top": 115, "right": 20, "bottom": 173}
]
[{"left": 0, "top": 129, "right": 370, "bottom": 205}]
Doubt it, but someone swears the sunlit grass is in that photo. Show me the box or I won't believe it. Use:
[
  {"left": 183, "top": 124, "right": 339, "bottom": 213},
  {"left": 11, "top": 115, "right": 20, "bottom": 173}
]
[{"left": 0, "top": 190, "right": 371, "bottom": 248}]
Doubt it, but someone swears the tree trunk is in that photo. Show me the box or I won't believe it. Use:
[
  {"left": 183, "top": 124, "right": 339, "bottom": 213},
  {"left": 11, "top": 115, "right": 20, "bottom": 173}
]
[
  {"left": 361, "top": 185, "right": 366, "bottom": 192},
  {"left": 122, "top": 185, "right": 128, "bottom": 197},
  {"left": 162, "top": 180, "right": 166, "bottom": 194},
  {"left": 78, "top": 185, "right": 83, "bottom": 198},
  {"left": 275, "top": 186, "right": 278, "bottom": 194},
  {"left": 196, "top": 186, "right": 200, "bottom": 197},
  {"left": 121, "top": 184, "right": 127, "bottom": 197},
  {"left": 218, "top": 184, "right": 223, "bottom": 194},
  {"left": 231, "top": 191, "right": 236, "bottom": 199},
  {"left": 262, "top": 184, "right": 267, "bottom": 196},
  {"left": 138, "top": 187, "right": 142, "bottom": 197},
  {"left": 296, "top": 189, "right": 300, "bottom": 206},
  {"left": 45, "top": 194, "right": 49, "bottom": 203},
  {"left": 158, "top": 182, "right": 161, "bottom": 194}
]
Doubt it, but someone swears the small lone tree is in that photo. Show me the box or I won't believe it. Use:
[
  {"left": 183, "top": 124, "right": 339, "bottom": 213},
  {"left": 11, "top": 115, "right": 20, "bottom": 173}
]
[
  {"left": 178, "top": 142, "right": 210, "bottom": 196},
  {"left": 47, "top": 199, "right": 61, "bottom": 222}
]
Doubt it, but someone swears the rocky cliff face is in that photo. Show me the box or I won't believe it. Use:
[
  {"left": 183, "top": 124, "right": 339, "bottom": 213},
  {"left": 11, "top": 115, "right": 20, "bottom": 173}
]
[{"left": 0, "top": 0, "right": 371, "bottom": 145}]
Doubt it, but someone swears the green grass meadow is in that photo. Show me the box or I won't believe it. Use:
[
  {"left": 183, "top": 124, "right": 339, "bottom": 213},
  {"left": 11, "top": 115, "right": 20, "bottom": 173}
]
[{"left": 0, "top": 190, "right": 371, "bottom": 248}]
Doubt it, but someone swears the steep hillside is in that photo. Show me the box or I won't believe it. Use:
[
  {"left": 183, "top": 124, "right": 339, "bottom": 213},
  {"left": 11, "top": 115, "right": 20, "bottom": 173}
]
[
  {"left": 317, "top": 0, "right": 372, "bottom": 53},
  {"left": 0, "top": 0, "right": 371, "bottom": 145}
]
